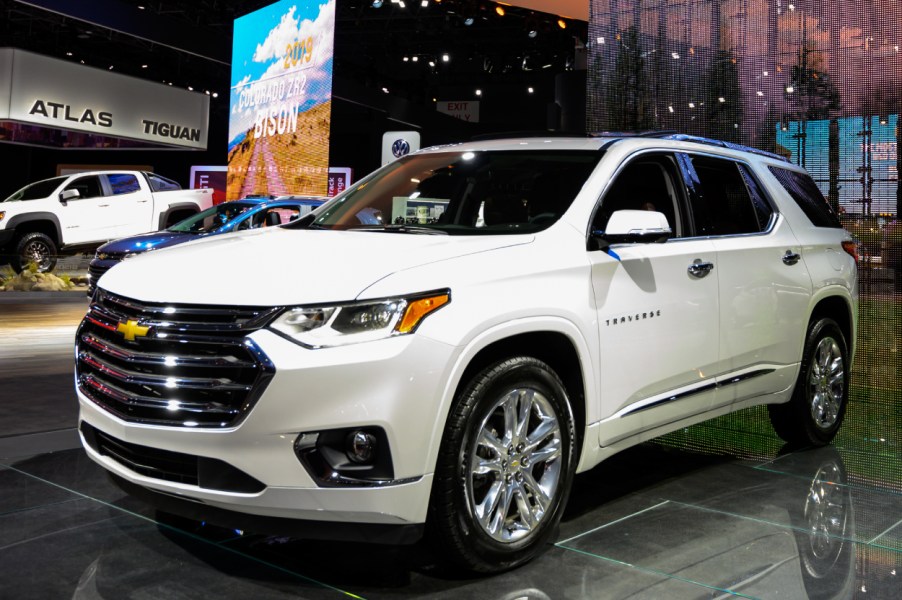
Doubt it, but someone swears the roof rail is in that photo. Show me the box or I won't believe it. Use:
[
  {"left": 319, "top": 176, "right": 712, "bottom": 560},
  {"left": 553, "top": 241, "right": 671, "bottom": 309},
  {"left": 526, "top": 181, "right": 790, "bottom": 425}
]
[
  {"left": 470, "top": 130, "right": 589, "bottom": 141},
  {"left": 656, "top": 133, "right": 789, "bottom": 162},
  {"left": 590, "top": 130, "right": 789, "bottom": 162}
]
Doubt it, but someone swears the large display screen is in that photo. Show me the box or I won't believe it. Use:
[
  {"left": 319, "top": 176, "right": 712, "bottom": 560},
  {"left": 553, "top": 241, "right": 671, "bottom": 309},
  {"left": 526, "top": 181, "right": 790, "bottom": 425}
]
[
  {"left": 586, "top": 0, "right": 901, "bottom": 219},
  {"left": 587, "top": 3, "right": 900, "bottom": 590},
  {"left": 227, "top": 0, "right": 335, "bottom": 200}
]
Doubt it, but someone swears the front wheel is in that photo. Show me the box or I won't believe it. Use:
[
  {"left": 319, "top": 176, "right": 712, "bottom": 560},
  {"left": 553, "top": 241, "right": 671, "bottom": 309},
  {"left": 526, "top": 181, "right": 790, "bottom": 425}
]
[
  {"left": 769, "top": 318, "right": 850, "bottom": 447},
  {"left": 12, "top": 232, "right": 58, "bottom": 273},
  {"left": 428, "top": 356, "right": 576, "bottom": 573}
]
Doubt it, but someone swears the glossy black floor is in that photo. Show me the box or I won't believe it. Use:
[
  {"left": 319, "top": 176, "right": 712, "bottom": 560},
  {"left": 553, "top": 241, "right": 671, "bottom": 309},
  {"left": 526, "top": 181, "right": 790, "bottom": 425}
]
[{"left": 1, "top": 295, "right": 900, "bottom": 599}]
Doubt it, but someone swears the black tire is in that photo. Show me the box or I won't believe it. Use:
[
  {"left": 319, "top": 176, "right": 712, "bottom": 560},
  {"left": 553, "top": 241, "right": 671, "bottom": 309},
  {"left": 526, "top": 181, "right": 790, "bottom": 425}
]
[
  {"left": 12, "top": 232, "right": 58, "bottom": 273},
  {"left": 769, "top": 318, "right": 849, "bottom": 447},
  {"left": 428, "top": 356, "right": 576, "bottom": 573}
]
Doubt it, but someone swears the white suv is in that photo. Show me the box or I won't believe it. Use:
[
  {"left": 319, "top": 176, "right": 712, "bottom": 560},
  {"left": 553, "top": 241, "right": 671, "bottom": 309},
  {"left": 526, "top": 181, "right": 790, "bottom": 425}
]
[{"left": 76, "top": 133, "right": 857, "bottom": 573}]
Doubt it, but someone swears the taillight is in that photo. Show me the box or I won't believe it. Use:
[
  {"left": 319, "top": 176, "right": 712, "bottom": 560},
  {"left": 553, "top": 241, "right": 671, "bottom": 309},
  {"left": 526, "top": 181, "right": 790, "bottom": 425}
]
[{"left": 841, "top": 240, "right": 858, "bottom": 263}]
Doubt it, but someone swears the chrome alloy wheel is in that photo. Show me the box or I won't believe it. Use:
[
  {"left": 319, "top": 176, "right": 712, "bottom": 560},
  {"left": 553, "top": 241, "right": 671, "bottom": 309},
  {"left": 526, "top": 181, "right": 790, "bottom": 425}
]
[
  {"left": 466, "top": 387, "right": 563, "bottom": 543},
  {"left": 807, "top": 337, "right": 845, "bottom": 430},
  {"left": 22, "top": 239, "right": 54, "bottom": 271}
]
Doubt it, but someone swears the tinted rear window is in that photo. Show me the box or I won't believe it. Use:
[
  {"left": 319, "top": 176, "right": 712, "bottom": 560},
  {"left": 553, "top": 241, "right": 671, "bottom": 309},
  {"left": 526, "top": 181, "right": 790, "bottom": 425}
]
[{"left": 769, "top": 166, "right": 842, "bottom": 228}]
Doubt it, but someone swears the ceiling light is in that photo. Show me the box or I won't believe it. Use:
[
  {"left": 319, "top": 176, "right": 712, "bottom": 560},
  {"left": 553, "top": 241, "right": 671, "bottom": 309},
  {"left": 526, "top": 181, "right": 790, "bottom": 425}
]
[
  {"left": 785, "top": 86, "right": 794, "bottom": 93},
  {"left": 141, "top": 64, "right": 148, "bottom": 69},
  {"left": 382, "top": 87, "right": 390, "bottom": 93},
  {"left": 137, "top": 5, "right": 145, "bottom": 9},
  {"left": 442, "top": 53, "right": 450, "bottom": 62},
  {"left": 188, "top": 86, "right": 193, "bottom": 91},
  {"left": 528, "top": 30, "right": 537, "bottom": 38},
  {"left": 718, "top": 97, "right": 725, "bottom": 102},
  {"left": 428, "top": 60, "right": 435, "bottom": 67},
  {"left": 668, "top": 105, "right": 674, "bottom": 113},
  {"left": 412, "top": 56, "right": 419, "bottom": 62},
  {"left": 475, "top": 89, "right": 482, "bottom": 96},
  {"left": 372, "top": 0, "right": 383, "bottom": 6},
  {"left": 212, "top": 92, "right": 218, "bottom": 98},
  {"left": 757, "top": 90, "right": 764, "bottom": 96},
  {"left": 688, "top": 102, "right": 695, "bottom": 108},
  {"left": 464, "top": 17, "right": 474, "bottom": 26},
  {"left": 403, "top": 56, "right": 409, "bottom": 62},
  {"left": 557, "top": 19, "right": 566, "bottom": 29},
  {"left": 671, "top": 52, "right": 680, "bottom": 59},
  {"left": 496, "top": 6, "right": 505, "bottom": 16},
  {"left": 66, "top": 52, "right": 73, "bottom": 57},
  {"left": 108, "top": 65, "right": 114, "bottom": 70},
  {"left": 597, "top": 37, "right": 605, "bottom": 44},
  {"left": 527, "top": 87, "right": 534, "bottom": 94},
  {"left": 421, "top": 0, "right": 429, "bottom": 6}
]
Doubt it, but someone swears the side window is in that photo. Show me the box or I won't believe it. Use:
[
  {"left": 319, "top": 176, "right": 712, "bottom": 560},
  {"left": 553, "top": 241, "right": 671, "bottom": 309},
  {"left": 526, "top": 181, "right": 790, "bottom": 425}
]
[
  {"left": 106, "top": 174, "right": 141, "bottom": 196},
  {"left": 593, "top": 154, "right": 682, "bottom": 236},
  {"left": 63, "top": 176, "right": 103, "bottom": 199},
  {"left": 738, "top": 164, "right": 775, "bottom": 230},
  {"left": 686, "top": 155, "right": 764, "bottom": 236},
  {"left": 768, "top": 166, "right": 842, "bottom": 228}
]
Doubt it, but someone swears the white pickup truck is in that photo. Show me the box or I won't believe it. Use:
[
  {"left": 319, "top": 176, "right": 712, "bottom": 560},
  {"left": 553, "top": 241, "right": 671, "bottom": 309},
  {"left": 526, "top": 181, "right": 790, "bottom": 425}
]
[{"left": 0, "top": 171, "right": 214, "bottom": 272}]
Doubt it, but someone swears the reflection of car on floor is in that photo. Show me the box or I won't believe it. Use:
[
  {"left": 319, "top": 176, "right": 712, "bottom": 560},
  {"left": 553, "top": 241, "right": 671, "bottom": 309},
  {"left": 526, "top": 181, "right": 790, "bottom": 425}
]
[
  {"left": 87, "top": 196, "right": 324, "bottom": 293},
  {"left": 76, "top": 133, "right": 858, "bottom": 574}
]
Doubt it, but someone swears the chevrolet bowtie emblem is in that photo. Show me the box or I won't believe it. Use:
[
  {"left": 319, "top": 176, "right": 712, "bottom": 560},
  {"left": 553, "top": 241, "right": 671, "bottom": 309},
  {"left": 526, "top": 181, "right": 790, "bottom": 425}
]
[{"left": 117, "top": 320, "right": 150, "bottom": 341}]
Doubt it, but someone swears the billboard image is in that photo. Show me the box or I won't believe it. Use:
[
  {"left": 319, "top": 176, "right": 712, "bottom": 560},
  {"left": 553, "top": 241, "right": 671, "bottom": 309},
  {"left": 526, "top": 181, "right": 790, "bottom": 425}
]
[{"left": 228, "top": 0, "right": 335, "bottom": 200}]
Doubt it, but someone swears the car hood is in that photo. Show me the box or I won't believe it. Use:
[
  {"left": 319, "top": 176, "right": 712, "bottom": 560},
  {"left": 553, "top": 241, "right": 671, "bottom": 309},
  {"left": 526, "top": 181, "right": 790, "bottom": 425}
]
[
  {"left": 98, "top": 228, "right": 534, "bottom": 305},
  {"left": 97, "top": 230, "right": 198, "bottom": 255}
]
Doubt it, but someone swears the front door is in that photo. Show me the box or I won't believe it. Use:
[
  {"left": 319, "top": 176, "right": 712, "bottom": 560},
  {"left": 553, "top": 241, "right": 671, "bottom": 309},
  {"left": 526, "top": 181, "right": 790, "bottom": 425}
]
[{"left": 589, "top": 152, "right": 721, "bottom": 447}]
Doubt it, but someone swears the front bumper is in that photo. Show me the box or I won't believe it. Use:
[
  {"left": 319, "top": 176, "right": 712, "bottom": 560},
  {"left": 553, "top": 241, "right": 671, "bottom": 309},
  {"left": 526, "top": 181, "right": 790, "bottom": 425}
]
[{"left": 78, "top": 328, "right": 456, "bottom": 526}]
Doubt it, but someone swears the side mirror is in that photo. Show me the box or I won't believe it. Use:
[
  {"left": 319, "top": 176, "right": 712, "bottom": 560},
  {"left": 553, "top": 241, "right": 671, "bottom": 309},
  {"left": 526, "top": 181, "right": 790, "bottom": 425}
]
[
  {"left": 59, "top": 189, "right": 80, "bottom": 202},
  {"left": 592, "top": 209, "right": 672, "bottom": 250}
]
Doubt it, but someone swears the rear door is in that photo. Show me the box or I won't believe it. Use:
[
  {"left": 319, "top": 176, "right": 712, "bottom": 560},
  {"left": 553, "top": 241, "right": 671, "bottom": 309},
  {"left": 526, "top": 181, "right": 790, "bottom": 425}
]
[
  {"left": 679, "top": 153, "right": 812, "bottom": 409},
  {"left": 57, "top": 175, "right": 110, "bottom": 244},
  {"left": 589, "top": 152, "right": 721, "bottom": 446},
  {"left": 103, "top": 173, "right": 153, "bottom": 237}
]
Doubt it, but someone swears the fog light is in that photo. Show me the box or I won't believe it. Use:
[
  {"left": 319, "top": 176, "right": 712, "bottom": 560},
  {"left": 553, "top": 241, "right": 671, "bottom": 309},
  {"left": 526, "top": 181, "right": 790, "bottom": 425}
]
[{"left": 347, "top": 430, "right": 377, "bottom": 464}]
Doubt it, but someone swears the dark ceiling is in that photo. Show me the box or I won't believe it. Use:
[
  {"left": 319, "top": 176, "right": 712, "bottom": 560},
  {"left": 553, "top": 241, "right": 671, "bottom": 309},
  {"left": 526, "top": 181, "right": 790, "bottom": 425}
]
[{"left": 0, "top": 0, "right": 587, "bottom": 116}]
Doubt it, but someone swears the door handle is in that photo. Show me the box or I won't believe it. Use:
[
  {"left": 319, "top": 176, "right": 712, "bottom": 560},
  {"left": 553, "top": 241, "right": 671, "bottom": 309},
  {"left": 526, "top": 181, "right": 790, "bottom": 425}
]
[
  {"left": 688, "top": 259, "right": 714, "bottom": 278},
  {"left": 98, "top": 203, "right": 110, "bottom": 207},
  {"left": 782, "top": 250, "right": 801, "bottom": 265},
  {"left": 137, "top": 200, "right": 149, "bottom": 203}
]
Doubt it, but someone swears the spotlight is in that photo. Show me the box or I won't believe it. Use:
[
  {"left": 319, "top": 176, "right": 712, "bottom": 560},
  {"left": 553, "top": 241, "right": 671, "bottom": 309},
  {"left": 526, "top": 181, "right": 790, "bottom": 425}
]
[
  {"left": 475, "top": 89, "right": 482, "bottom": 96},
  {"left": 428, "top": 60, "right": 435, "bottom": 67},
  {"left": 141, "top": 64, "right": 148, "bottom": 68},
  {"left": 421, "top": 0, "right": 428, "bottom": 6},
  {"left": 495, "top": 6, "right": 505, "bottom": 16},
  {"left": 718, "top": 97, "right": 725, "bottom": 102},
  {"left": 442, "top": 53, "right": 450, "bottom": 62},
  {"left": 527, "top": 87, "right": 534, "bottom": 94},
  {"left": 372, "top": 0, "right": 383, "bottom": 6},
  {"left": 412, "top": 56, "right": 419, "bottom": 62},
  {"left": 464, "top": 17, "right": 474, "bottom": 26},
  {"left": 528, "top": 30, "right": 537, "bottom": 38},
  {"left": 403, "top": 56, "right": 409, "bottom": 62},
  {"left": 557, "top": 19, "right": 566, "bottom": 29},
  {"left": 382, "top": 87, "right": 390, "bottom": 93}
]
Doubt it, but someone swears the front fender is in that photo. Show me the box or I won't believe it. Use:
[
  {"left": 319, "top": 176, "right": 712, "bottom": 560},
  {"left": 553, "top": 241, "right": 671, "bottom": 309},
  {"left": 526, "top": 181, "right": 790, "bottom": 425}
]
[{"left": 420, "top": 315, "right": 598, "bottom": 480}]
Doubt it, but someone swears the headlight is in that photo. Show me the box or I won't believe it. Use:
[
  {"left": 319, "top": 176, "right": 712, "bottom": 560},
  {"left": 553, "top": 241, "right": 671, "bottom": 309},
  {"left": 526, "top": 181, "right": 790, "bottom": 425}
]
[
  {"left": 269, "top": 290, "right": 450, "bottom": 348},
  {"left": 0, "top": 211, "right": 5, "bottom": 222}
]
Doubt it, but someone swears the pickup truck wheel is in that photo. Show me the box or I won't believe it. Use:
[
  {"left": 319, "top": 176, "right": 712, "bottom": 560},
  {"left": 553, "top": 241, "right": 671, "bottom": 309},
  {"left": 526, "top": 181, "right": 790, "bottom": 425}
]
[
  {"left": 429, "top": 356, "right": 575, "bottom": 573},
  {"left": 12, "top": 232, "right": 58, "bottom": 273},
  {"left": 769, "top": 318, "right": 849, "bottom": 447}
]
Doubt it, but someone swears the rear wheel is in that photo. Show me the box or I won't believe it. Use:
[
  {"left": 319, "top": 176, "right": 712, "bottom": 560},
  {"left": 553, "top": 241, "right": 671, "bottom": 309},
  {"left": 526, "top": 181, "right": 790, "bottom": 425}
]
[
  {"left": 769, "top": 318, "right": 849, "bottom": 446},
  {"left": 12, "top": 232, "right": 58, "bottom": 273},
  {"left": 428, "top": 356, "right": 576, "bottom": 573}
]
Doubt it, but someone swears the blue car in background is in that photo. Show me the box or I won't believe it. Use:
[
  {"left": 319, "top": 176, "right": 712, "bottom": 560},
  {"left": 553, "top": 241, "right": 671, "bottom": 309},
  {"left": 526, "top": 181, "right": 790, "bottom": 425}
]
[{"left": 88, "top": 196, "right": 324, "bottom": 293}]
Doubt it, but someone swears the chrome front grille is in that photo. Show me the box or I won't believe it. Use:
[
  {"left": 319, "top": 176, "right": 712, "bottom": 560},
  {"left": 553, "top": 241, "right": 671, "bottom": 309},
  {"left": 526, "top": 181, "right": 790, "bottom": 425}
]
[{"left": 76, "top": 290, "right": 277, "bottom": 428}]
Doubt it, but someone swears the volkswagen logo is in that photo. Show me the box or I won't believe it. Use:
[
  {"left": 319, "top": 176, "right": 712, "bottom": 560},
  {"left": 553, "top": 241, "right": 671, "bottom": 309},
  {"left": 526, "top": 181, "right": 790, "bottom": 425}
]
[{"left": 391, "top": 138, "right": 411, "bottom": 158}]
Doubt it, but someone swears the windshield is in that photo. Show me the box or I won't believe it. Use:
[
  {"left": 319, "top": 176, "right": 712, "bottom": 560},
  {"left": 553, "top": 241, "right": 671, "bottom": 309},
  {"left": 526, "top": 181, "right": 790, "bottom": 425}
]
[
  {"left": 168, "top": 201, "right": 256, "bottom": 233},
  {"left": 312, "top": 150, "right": 602, "bottom": 234},
  {"left": 3, "top": 177, "right": 68, "bottom": 202}
]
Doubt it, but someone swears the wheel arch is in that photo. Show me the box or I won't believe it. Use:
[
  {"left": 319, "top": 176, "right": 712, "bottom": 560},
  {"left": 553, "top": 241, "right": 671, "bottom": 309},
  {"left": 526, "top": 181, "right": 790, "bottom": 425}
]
[
  {"left": 808, "top": 292, "right": 857, "bottom": 359},
  {"left": 158, "top": 203, "right": 200, "bottom": 229},
  {"left": 5, "top": 213, "right": 61, "bottom": 244},
  {"left": 430, "top": 319, "right": 596, "bottom": 476}
]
